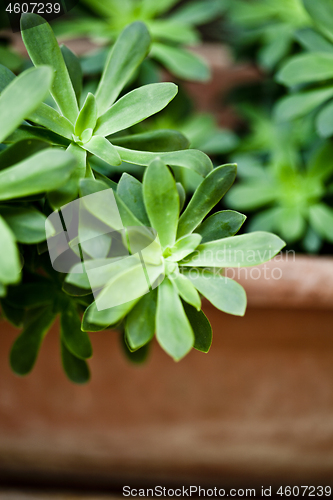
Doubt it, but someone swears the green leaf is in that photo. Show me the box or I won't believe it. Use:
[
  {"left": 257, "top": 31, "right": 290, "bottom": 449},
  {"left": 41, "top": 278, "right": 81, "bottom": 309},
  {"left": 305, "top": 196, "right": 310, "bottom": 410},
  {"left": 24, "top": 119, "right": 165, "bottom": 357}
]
[
  {"left": 303, "top": 0, "right": 333, "bottom": 43},
  {"left": 61, "top": 339, "right": 90, "bottom": 384},
  {"left": 171, "top": 272, "right": 201, "bottom": 310},
  {"left": 83, "top": 299, "right": 139, "bottom": 329},
  {"left": 5, "top": 125, "right": 71, "bottom": 147},
  {"left": 95, "top": 83, "right": 178, "bottom": 137},
  {"left": 295, "top": 28, "right": 333, "bottom": 53},
  {"left": 0, "top": 66, "right": 53, "bottom": 143},
  {"left": 0, "top": 149, "right": 76, "bottom": 201},
  {"left": 116, "top": 147, "right": 213, "bottom": 177},
  {"left": 277, "top": 208, "right": 306, "bottom": 242},
  {"left": 0, "top": 139, "right": 48, "bottom": 172},
  {"left": 125, "top": 289, "right": 157, "bottom": 350},
  {"left": 277, "top": 53, "right": 333, "bottom": 86},
  {"left": 185, "top": 270, "right": 247, "bottom": 316},
  {"left": 177, "top": 164, "right": 237, "bottom": 238},
  {"left": 75, "top": 93, "right": 98, "bottom": 137},
  {"left": 0, "top": 63, "right": 15, "bottom": 91},
  {"left": 83, "top": 136, "right": 122, "bottom": 166},
  {"left": 156, "top": 278, "right": 194, "bottom": 361},
  {"left": 195, "top": 210, "right": 246, "bottom": 243},
  {"left": 112, "top": 130, "right": 189, "bottom": 152},
  {"left": 316, "top": 100, "right": 333, "bottom": 137},
  {"left": 177, "top": 182, "right": 186, "bottom": 212},
  {"left": 10, "top": 307, "right": 56, "bottom": 376},
  {"left": 309, "top": 203, "right": 333, "bottom": 243},
  {"left": 166, "top": 234, "right": 202, "bottom": 262},
  {"left": 0, "top": 206, "right": 48, "bottom": 244},
  {"left": 95, "top": 22, "right": 151, "bottom": 114},
  {"left": 182, "top": 301, "right": 212, "bottom": 354},
  {"left": 0, "top": 283, "right": 6, "bottom": 298},
  {"left": 150, "top": 43, "right": 210, "bottom": 81},
  {"left": 60, "top": 45, "right": 83, "bottom": 104},
  {"left": 274, "top": 87, "right": 333, "bottom": 121},
  {"left": 21, "top": 14, "right": 79, "bottom": 123},
  {"left": 181, "top": 231, "right": 286, "bottom": 268},
  {"left": 121, "top": 333, "right": 150, "bottom": 364},
  {"left": 0, "top": 215, "right": 20, "bottom": 285},
  {"left": 225, "top": 183, "right": 277, "bottom": 210},
  {"left": 29, "top": 103, "right": 74, "bottom": 139},
  {"left": 48, "top": 143, "right": 87, "bottom": 209},
  {"left": 117, "top": 173, "right": 150, "bottom": 225},
  {"left": 169, "top": 0, "right": 225, "bottom": 25},
  {"left": 143, "top": 158, "right": 179, "bottom": 248},
  {"left": 61, "top": 301, "right": 92, "bottom": 359},
  {"left": 147, "top": 20, "right": 199, "bottom": 45}
]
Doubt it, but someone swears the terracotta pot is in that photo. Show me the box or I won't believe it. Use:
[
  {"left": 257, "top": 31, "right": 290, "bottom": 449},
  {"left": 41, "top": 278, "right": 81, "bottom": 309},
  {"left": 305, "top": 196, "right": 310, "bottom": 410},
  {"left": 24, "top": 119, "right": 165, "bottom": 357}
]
[{"left": 0, "top": 255, "right": 332, "bottom": 490}]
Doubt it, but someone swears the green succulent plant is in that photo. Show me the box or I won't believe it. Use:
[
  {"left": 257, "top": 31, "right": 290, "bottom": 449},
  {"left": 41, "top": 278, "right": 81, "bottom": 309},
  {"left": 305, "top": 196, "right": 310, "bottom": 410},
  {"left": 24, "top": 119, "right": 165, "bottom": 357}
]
[
  {"left": 275, "top": 0, "right": 333, "bottom": 138},
  {"left": 55, "top": 0, "right": 226, "bottom": 81},
  {"left": 225, "top": 0, "right": 311, "bottom": 69}
]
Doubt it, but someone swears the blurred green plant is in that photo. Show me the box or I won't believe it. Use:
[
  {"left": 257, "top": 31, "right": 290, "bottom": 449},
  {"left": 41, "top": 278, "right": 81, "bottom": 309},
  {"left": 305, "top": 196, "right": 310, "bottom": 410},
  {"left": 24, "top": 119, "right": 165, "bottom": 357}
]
[
  {"left": 276, "top": 0, "right": 333, "bottom": 139},
  {"left": 225, "top": 0, "right": 311, "bottom": 69},
  {"left": 55, "top": 0, "right": 226, "bottom": 81},
  {"left": 225, "top": 111, "right": 333, "bottom": 251}
]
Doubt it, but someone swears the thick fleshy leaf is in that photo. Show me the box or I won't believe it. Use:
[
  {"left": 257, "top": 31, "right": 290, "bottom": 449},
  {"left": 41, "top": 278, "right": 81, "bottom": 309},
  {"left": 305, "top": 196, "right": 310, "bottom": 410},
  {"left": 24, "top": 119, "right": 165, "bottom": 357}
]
[
  {"left": 21, "top": 14, "right": 79, "bottom": 123},
  {"left": 10, "top": 307, "right": 55, "bottom": 376},
  {"left": 277, "top": 53, "right": 333, "bottom": 86},
  {"left": 150, "top": 43, "right": 210, "bottom": 81},
  {"left": 112, "top": 129, "right": 189, "bottom": 152},
  {"left": 169, "top": 0, "right": 226, "bottom": 25},
  {"left": 117, "top": 173, "right": 149, "bottom": 225},
  {"left": 60, "top": 45, "right": 83, "bottom": 104},
  {"left": 316, "top": 100, "right": 333, "bottom": 137},
  {"left": 0, "top": 139, "right": 48, "bottom": 172},
  {"left": 125, "top": 289, "right": 157, "bottom": 350},
  {"left": 0, "top": 283, "right": 6, "bottom": 298},
  {"left": 75, "top": 93, "right": 98, "bottom": 137},
  {"left": 309, "top": 204, "right": 333, "bottom": 243},
  {"left": 171, "top": 272, "right": 201, "bottom": 310},
  {"left": 186, "top": 270, "right": 247, "bottom": 316},
  {"left": 195, "top": 210, "right": 246, "bottom": 243},
  {"left": 177, "top": 182, "right": 186, "bottom": 212},
  {"left": 177, "top": 164, "right": 237, "bottom": 238},
  {"left": 143, "top": 158, "right": 179, "bottom": 248},
  {"left": 116, "top": 146, "right": 213, "bottom": 177},
  {"left": 277, "top": 208, "right": 306, "bottom": 242},
  {"left": 61, "top": 301, "right": 92, "bottom": 359},
  {"left": 146, "top": 20, "right": 199, "bottom": 45},
  {"left": 0, "top": 149, "right": 76, "bottom": 201},
  {"left": 225, "top": 183, "right": 277, "bottom": 210},
  {"left": 0, "top": 206, "right": 48, "bottom": 244},
  {"left": 61, "top": 340, "right": 90, "bottom": 384},
  {"left": 0, "top": 215, "right": 20, "bottom": 285},
  {"left": 303, "top": 0, "right": 333, "bottom": 43},
  {"left": 48, "top": 143, "right": 87, "bottom": 209},
  {"left": 95, "top": 22, "right": 151, "bottom": 114},
  {"left": 83, "top": 299, "right": 139, "bottom": 329},
  {"left": 83, "top": 136, "right": 122, "bottom": 166},
  {"left": 295, "top": 28, "right": 333, "bottom": 54},
  {"left": 274, "top": 88, "right": 333, "bottom": 122},
  {"left": 0, "top": 66, "right": 53, "bottom": 143},
  {"left": 29, "top": 103, "right": 74, "bottom": 139},
  {"left": 156, "top": 278, "right": 194, "bottom": 361},
  {"left": 121, "top": 334, "right": 150, "bottom": 364},
  {"left": 0, "top": 63, "right": 15, "bottom": 91},
  {"left": 5, "top": 125, "right": 71, "bottom": 147},
  {"left": 181, "top": 232, "right": 286, "bottom": 268},
  {"left": 166, "top": 234, "right": 202, "bottom": 262},
  {"left": 182, "top": 302, "right": 212, "bottom": 353},
  {"left": 95, "top": 83, "right": 178, "bottom": 137}
]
